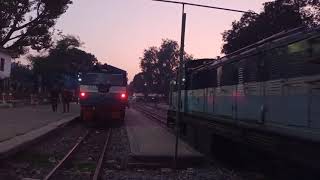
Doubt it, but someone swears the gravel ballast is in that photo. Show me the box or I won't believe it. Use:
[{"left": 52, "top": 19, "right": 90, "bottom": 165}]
[
  {"left": 51, "top": 129, "right": 109, "bottom": 180},
  {"left": 1, "top": 113, "right": 316, "bottom": 180},
  {"left": 0, "top": 121, "right": 87, "bottom": 180},
  {"left": 101, "top": 126, "right": 243, "bottom": 180}
]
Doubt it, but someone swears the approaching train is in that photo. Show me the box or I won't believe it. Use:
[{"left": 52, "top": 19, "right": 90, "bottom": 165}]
[
  {"left": 168, "top": 26, "right": 320, "bottom": 166},
  {"left": 79, "top": 65, "right": 128, "bottom": 124}
]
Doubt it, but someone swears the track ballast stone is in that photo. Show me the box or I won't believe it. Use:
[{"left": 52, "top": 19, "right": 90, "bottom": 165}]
[{"left": 102, "top": 126, "right": 243, "bottom": 180}]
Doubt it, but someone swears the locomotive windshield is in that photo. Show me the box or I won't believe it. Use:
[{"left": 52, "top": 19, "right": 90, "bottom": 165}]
[{"left": 82, "top": 73, "right": 125, "bottom": 86}]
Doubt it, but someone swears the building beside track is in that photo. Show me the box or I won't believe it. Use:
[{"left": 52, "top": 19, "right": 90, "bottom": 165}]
[{"left": 0, "top": 48, "right": 13, "bottom": 92}]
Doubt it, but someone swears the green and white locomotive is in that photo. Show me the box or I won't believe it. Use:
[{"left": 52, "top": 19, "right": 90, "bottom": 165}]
[{"left": 168, "top": 26, "right": 320, "bottom": 167}]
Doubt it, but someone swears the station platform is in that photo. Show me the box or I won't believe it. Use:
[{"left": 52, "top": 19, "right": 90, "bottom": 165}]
[
  {"left": 0, "top": 104, "right": 80, "bottom": 158},
  {"left": 125, "top": 108, "right": 204, "bottom": 167}
]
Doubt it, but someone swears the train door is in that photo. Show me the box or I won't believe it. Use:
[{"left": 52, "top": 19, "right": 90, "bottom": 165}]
[
  {"left": 195, "top": 89, "right": 205, "bottom": 113},
  {"left": 206, "top": 88, "right": 215, "bottom": 115},
  {"left": 188, "top": 72, "right": 197, "bottom": 113},
  {"left": 214, "top": 66, "right": 227, "bottom": 117},
  {"left": 232, "top": 63, "right": 239, "bottom": 121},
  {"left": 215, "top": 63, "right": 238, "bottom": 119},
  {"left": 201, "top": 69, "right": 216, "bottom": 115},
  {"left": 282, "top": 78, "right": 309, "bottom": 127}
]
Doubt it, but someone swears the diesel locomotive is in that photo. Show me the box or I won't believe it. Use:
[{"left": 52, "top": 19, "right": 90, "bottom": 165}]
[
  {"left": 168, "top": 26, "right": 320, "bottom": 167},
  {"left": 79, "top": 65, "right": 128, "bottom": 125}
]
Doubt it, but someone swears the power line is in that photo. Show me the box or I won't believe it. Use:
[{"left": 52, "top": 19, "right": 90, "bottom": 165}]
[{"left": 153, "top": 0, "right": 257, "bottom": 14}]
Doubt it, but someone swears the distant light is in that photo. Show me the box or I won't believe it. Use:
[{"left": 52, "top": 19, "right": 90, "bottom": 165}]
[
  {"left": 78, "top": 78, "right": 82, "bottom": 82},
  {"left": 121, "top": 93, "right": 126, "bottom": 99},
  {"left": 182, "top": 78, "right": 186, "bottom": 82},
  {"left": 80, "top": 92, "right": 86, "bottom": 97}
]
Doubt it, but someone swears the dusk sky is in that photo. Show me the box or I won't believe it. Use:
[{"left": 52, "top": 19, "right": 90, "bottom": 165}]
[{"left": 55, "top": 0, "right": 270, "bottom": 81}]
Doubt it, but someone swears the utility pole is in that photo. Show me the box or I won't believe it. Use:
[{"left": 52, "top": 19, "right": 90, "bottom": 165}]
[
  {"left": 173, "top": 4, "right": 186, "bottom": 169},
  {"left": 152, "top": 0, "right": 255, "bottom": 169}
]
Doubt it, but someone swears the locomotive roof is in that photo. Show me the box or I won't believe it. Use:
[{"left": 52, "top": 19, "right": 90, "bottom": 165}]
[
  {"left": 193, "top": 25, "right": 320, "bottom": 74},
  {"left": 185, "top": 59, "right": 215, "bottom": 69},
  {"left": 91, "top": 64, "right": 127, "bottom": 75},
  {"left": 170, "top": 59, "right": 215, "bottom": 78}
]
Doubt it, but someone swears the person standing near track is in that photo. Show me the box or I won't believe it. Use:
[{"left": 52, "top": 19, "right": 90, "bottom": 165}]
[
  {"left": 62, "top": 87, "right": 71, "bottom": 113},
  {"left": 50, "top": 85, "right": 59, "bottom": 112}
]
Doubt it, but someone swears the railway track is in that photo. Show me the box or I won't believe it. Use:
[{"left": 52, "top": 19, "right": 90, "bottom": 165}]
[
  {"left": 43, "top": 128, "right": 112, "bottom": 180},
  {"left": 134, "top": 104, "right": 320, "bottom": 179},
  {"left": 142, "top": 103, "right": 168, "bottom": 113},
  {"left": 133, "top": 103, "right": 168, "bottom": 126}
]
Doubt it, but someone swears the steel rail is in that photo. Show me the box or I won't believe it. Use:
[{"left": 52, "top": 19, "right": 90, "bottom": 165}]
[
  {"left": 143, "top": 103, "right": 168, "bottom": 112},
  {"left": 134, "top": 104, "right": 167, "bottom": 125},
  {"left": 136, "top": 104, "right": 167, "bottom": 119},
  {"left": 135, "top": 105, "right": 164, "bottom": 120},
  {"left": 92, "top": 129, "right": 112, "bottom": 180},
  {"left": 134, "top": 105, "right": 176, "bottom": 140},
  {"left": 43, "top": 130, "right": 91, "bottom": 180}
]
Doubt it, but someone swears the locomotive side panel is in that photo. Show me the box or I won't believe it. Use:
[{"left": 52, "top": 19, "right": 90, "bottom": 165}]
[
  {"left": 205, "top": 87, "right": 215, "bottom": 114},
  {"left": 167, "top": 28, "right": 320, "bottom": 166}
]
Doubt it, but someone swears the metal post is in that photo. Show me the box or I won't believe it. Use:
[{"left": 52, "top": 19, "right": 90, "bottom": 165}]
[
  {"left": 174, "top": 4, "right": 186, "bottom": 169},
  {"left": 2, "top": 92, "right": 5, "bottom": 104}
]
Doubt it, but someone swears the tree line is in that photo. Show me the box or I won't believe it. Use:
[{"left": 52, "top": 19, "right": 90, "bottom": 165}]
[
  {"left": 0, "top": 0, "right": 99, "bottom": 94},
  {"left": 221, "top": 0, "right": 320, "bottom": 54},
  {"left": 10, "top": 35, "right": 98, "bottom": 95},
  {"left": 1, "top": 0, "right": 320, "bottom": 97},
  {"left": 129, "top": 39, "right": 193, "bottom": 98}
]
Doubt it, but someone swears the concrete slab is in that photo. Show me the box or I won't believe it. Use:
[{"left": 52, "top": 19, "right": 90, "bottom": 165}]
[
  {"left": 0, "top": 104, "right": 79, "bottom": 142},
  {"left": 0, "top": 104, "right": 80, "bottom": 158},
  {"left": 126, "top": 108, "right": 204, "bottom": 164}
]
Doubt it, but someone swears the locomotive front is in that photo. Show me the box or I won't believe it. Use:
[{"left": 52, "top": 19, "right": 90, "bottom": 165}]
[{"left": 79, "top": 71, "right": 128, "bottom": 124}]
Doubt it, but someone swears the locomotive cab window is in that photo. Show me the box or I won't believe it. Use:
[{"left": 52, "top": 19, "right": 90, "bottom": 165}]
[
  {"left": 288, "top": 37, "right": 320, "bottom": 60},
  {"left": 286, "top": 38, "right": 320, "bottom": 77},
  {"left": 288, "top": 39, "right": 311, "bottom": 56}
]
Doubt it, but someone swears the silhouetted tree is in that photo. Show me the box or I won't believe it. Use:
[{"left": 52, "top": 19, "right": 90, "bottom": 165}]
[
  {"left": 222, "top": 0, "right": 320, "bottom": 54},
  {"left": 140, "top": 46, "right": 159, "bottom": 94},
  {"left": 29, "top": 35, "right": 98, "bottom": 88},
  {"left": 131, "top": 72, "right": 147, "bottom": 94},
  {"left": 156, "top": 39, "right": 179, "bottom": 96},
  {"left": 139, "top": 39, "right": 193, "bottom": 96},
  {"left": 0, "top": 0, "right": 73, "bottom": 56}
]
